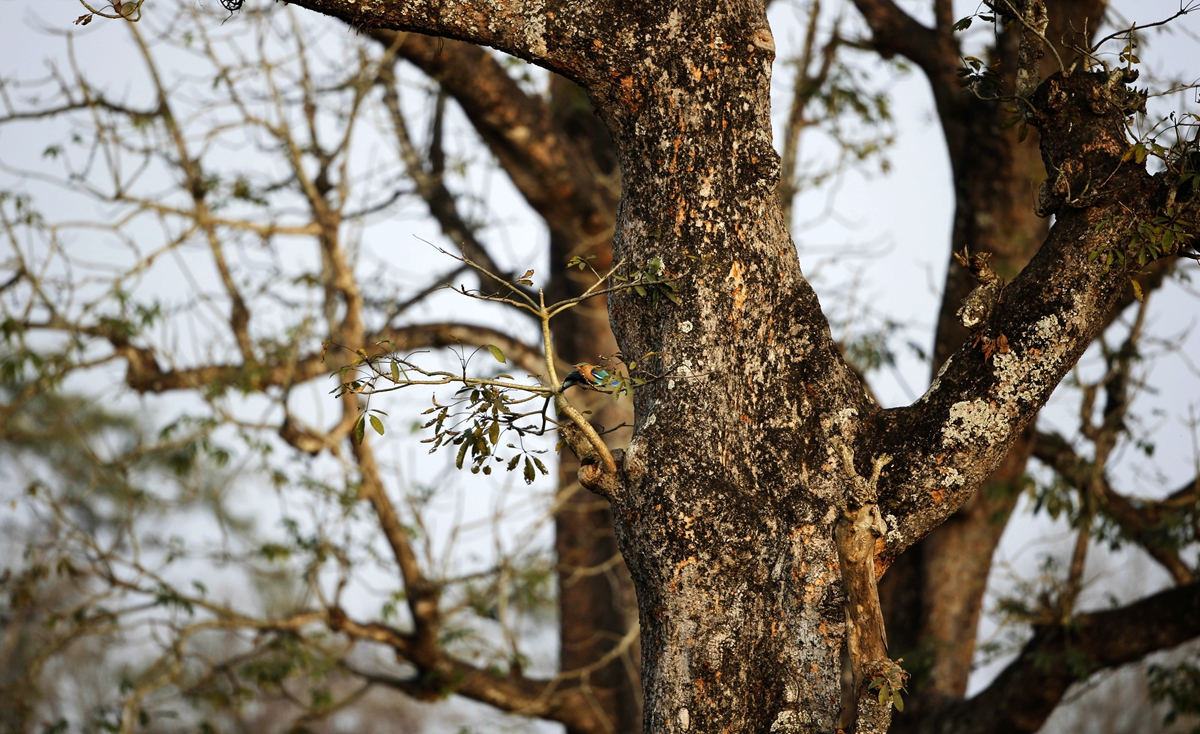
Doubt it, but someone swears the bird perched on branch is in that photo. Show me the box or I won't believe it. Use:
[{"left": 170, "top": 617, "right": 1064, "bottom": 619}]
[{"left": 561, "top": 363, "right": 619, "bottom": 391}]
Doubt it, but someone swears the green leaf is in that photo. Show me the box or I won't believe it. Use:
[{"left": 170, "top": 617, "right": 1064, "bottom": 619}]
[
  {"left": 370, "top": 415, "right": 385, "bottom": 436},
  {"left": 951, "top": 16, "right": 972, "bottom": 31},
  {"left": 486, "top": 345, "right": 507, "bottom": 364},
  {"left": 354, "top": 416, "right": 366, "bottom": 444},
  {"left": 1131, "top": 279, "right": 1144, "bottom": 302},
  {"left": 456, "top": 435, "right": 471, "bottom": 469},
  {"left": 523, "top": 457, "right": 536, "bottom": 485},
  {"left": 893, "top": 690, "right": 904, "bottom": 712}
]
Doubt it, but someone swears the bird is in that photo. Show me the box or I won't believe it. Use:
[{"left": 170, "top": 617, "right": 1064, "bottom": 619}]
[{"left": 561, "top": 363, "right": 620, "bottom": 391}]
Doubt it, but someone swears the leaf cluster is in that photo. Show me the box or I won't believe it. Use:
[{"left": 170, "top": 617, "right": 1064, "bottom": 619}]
[
  {"left": 1091, "top": 206, "right": 1196, "bottom": 279},
  {"left": 420, "top": 385, "right": 550, "bottom": 484},
  {"left": 867, "top": 658, "right": 909, "bottom": 712},
  {"left": 956, "top": 56, "right": 1004, "bottom": 98},
  {"left": 611, "top": 256, "right": 679, "bottom": 310}
]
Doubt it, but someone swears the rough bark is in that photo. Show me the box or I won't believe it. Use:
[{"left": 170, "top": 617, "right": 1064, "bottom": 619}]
[{"left": 273, "top": 0, "right": 1197, "bottom": 730}]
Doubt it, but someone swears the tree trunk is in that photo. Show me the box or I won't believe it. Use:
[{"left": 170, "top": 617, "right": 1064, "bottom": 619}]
[
  {"left": 279, "top": 1, "right": 1189, "bottom": 731},
  {"left": 587, "top": 10, "right": 890, "bottom": 730}
]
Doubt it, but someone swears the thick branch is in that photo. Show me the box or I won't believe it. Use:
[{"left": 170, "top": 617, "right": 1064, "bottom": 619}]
[
  {"left": 374, "top": 31, "right": 617, "bottom": 253},
  {"left": 919, "top": 581, "right": 1200, "bottom": 734},
  {"left": 327, "top": 614, "right": 612, "bottom": 733},
  {"left": 22, "top": 320, "right": 543, "bottom": 396},
  {"left": 870, "top": 71, "right": 1176, "bottom": 567},
  {"left": 285, "top": 0, "right": 605, "bottom": 83},
  {"left": 849, "top": 0, "right": 957, "bottom": 82}
]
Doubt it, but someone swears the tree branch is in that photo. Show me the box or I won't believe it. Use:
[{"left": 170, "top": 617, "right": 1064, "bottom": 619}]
[
  {"left": 377, "top": 59, "right": 512, "bottom": 282},
  {"left": 330, "top": 612, "right": 614, "bottom": 732},
  {"left": 778, "top": 0, "right": 840, "bottom": 226},
  {"left": 21, "top": 319, "right": 543, "bottom": 397},
  {"left": 918, "top": 581, "right": 1200, "bottom": 734},
  {"left": 869, "top": 70, "right": 1180, "bottom": 568},
  {"left": 284, "top": 0, "right": 607, "bottom": 83},
  {"left": 849, "top": 0, "right": 956, "bottom": 81},
  {"left": 1033, "top": 430, "right": 1198, "bottom": 585},
  {"left": 374, "top": 31, "right": 617, "bottom": 253}
]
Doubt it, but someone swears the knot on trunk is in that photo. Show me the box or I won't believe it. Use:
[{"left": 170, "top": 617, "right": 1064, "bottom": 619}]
[{"left": 1031, "top": 69, "right": 1143, "bottom": 216}]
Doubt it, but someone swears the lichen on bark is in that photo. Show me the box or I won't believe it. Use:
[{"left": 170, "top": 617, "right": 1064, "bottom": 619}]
[{"left": 272, "top": 1, "right": 1198, "bottom": 731}]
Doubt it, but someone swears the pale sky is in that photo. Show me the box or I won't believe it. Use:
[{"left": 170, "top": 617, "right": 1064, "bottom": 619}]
[{"left": 1, "top": 1, "right": 1199, "bottom": 731}]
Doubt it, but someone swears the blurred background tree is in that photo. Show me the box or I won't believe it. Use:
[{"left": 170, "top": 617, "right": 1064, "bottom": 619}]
[{"left": 1, "top": 1, "right": 1198, "bottom": 733}]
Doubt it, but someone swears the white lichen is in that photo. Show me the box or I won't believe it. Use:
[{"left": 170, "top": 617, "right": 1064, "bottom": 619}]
[
  {"left": 885, "top": 514, "right": 902, "bottom": 546},
  {"left": 941, "top": 466, "right": 964, "bottom": 487},
  {"left": 942, "top": 398, "right": 1004, "bottom": 446},
  {"left": 522, "top": 0, "right": 548, "bottom": 57},
  {"left": 770, "top": 710, "right": 806, "bottom": 732}
]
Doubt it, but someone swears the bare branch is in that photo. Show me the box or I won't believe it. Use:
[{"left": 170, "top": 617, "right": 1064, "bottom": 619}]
[
  {"left": 377, "top": 60, "right": 512, "bottom": 282},
  {"left": 1033, "top": 430, "right": 1198, "bottom": 585}
]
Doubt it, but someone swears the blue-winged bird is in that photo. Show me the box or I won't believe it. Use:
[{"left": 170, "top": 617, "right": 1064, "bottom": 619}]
[{"left": 561, "top": 363, "right": 619, "bottom": 391}]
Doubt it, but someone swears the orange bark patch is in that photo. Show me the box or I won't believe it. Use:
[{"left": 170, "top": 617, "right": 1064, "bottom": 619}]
[
  {"left": 668, "top": 556, "right": 698, "bottom": 593},
  {"left": 873, "top": 537, "right": 889, "bottom": 580},
  {"left": 726, "top": 260, "right": 746, "bottom": 329}
]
